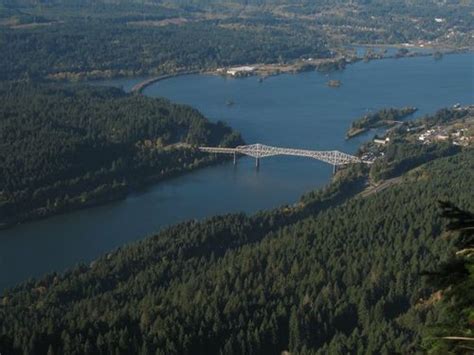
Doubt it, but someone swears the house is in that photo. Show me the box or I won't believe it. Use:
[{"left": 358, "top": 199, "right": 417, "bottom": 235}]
[
  {"left": 373, "top": 137, "right": 390, "bottom": 145},
  {"left": 435, "top": 134, "right": 449, "bottom": 141}
]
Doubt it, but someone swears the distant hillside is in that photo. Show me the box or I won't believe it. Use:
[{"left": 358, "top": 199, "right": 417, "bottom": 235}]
[
  {"left": 1, "top": 0, "right": 471, "bottom": 81},
  {"left": 0, "top": 19, "right": 330, "bottom": 81}
]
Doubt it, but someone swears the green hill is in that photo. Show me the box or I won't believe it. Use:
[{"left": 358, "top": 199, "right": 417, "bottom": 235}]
[{"left": 0, "top": 83, "right": 242, "bottom": 228}]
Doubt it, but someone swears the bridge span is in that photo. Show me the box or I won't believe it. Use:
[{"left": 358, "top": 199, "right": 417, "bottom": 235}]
[{"left": 199, "top": 143, "right": 369, "bottom": 171}]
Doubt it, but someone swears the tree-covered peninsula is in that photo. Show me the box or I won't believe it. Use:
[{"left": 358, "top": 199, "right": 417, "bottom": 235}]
[
  {"left": 0, "top": 83, "right": 243, "bottom": 228},
  {"left": 346, "top": 107, "right": 418, "bottom": 139}
]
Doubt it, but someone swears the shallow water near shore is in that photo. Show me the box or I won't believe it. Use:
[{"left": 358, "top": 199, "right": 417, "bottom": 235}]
[{"left": 1, "top": 53, "right": 472, "bottom": 291}]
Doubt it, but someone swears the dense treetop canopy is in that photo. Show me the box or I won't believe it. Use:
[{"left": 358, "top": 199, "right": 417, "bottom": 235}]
[{"left": 0, "top": 83, "right": 242, "bottom": 227}]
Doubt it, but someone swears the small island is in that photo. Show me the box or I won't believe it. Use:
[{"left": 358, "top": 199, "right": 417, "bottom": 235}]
[
  {"left": 346, "top": 107, "right": 418, "bottom": 139},
  {"left": 327, "top": 79, "right": 342, "bottom": 88}
]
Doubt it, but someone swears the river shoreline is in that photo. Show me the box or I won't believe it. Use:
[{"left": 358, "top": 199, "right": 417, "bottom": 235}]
[
  {"left": 0, "top": 152, "right": 234, "bottom": 231},
  {"left": 130, "top": 70, "right": 199, "bottom": 93},
  {"left": 345, "top": 107, "right": 418, "bottom": 139},
  {"left": 129, "top": 47, "right": 470, "bottom": 94}
]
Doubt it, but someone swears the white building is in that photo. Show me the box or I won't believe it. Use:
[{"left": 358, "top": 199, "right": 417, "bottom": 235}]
[
  {"left": 373, "top": 137, "right": 390, "bottom": 145},
  {"left": 227, "top": 66, "right": 256, "bottom": 76}
]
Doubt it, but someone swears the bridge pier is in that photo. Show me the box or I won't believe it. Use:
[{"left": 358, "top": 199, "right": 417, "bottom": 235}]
[
  {"left": 233, "top": 152, "right": 236, "bottom": 165},
  {"left": 255, "top": 157, "right": 260, "bottom": 169},
  {"left": 332, "top": 164, "right": 337, "bottom": 175}
]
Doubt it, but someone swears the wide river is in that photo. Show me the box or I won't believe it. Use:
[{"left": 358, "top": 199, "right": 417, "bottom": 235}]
[{"left": 1, "top": 53, "right": 472, "bottom": 291}]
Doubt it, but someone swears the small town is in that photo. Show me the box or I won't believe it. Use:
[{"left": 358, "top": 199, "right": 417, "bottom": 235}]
[
  {"left": 417, "top": 126, "right": 472, "bottom": 146},
  {"left": 414, "top": 105, "right": 474, "bottom": 146},
  {"left": 359, "top": 105, "right": 474, "bottom": 164}
]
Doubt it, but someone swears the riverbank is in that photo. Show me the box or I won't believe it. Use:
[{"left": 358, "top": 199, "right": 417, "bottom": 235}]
[
  {"left": 0, "top": 150, "right": 238, "bottom": 231},
  {"left": 96, "top": 44, "right": 473, "bottom": 94},
  {"left": 127, "top": 57, "right": 350, "bottom": 94},
  {"left": 130, "top": 70, "right": 199, "bottom": 93},
  {"left": 129, "top": 47, "right": 470, "bottom": 93},
  {"left": 0, "top": 83, "right": 245, "bottom": 231},
  {"left": 350, "top": 43, "right": 472, "bottom": 51}
]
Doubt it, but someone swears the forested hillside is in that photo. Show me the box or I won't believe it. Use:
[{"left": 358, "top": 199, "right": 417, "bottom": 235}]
[
  {"left": 1, "top": 0, "right": 471, "bottom": 81},
  {"left": 0, "top": 148, "right": 472, "bottom": 354},
  {"left": 422, "top": 202, "right": 474, "bottom": 353},
  {"left": 0, "top": 20, "right": 330, "bottom": 81},
  {"left": 0, "top": 83, "right": 242, "bottom": 227}
]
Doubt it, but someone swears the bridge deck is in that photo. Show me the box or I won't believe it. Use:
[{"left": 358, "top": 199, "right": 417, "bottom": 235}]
[{"left": 199, "top": 143, "right": 368, "bottom": 166}]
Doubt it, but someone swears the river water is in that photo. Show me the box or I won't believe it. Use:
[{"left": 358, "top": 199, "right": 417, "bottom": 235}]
[{"left": 1, "top": 53, "right": 472, "bottom": 291}]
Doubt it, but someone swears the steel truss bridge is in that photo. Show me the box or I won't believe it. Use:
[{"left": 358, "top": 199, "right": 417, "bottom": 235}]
[{"left": 199, "top": 143, "right": 369, "bottom": 171}]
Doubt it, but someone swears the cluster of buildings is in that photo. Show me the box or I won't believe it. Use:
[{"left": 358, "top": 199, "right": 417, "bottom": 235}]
[
  {"left": 364, "top": 104, "right": 473, "bottom": 163},
  {"left": 451, "top": 129, "right": 472, "bottom": 146},
  {"left": 417, "top": 127, "right": 449, "bottom": 143},
  {"left": 417, "top": 126, "right": 472, "bottom": 146}
]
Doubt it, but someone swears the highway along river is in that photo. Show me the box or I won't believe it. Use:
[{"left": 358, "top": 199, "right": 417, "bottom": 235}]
[{"left": 1, "top": 53, "right": 472, "bottom": 291}]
